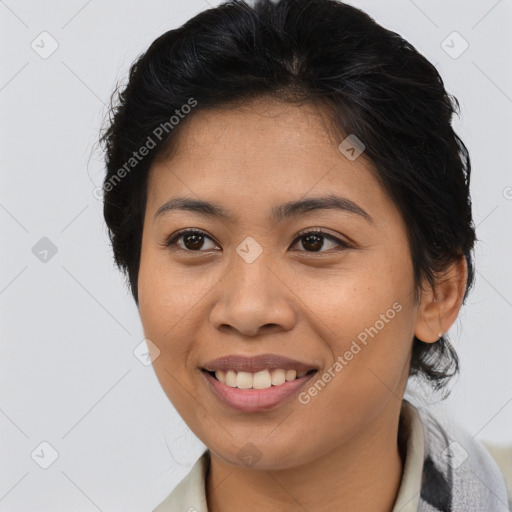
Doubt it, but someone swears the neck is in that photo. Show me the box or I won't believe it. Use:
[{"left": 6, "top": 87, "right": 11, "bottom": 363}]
[{"left": 206, "top": 402, "right": 405, "bottom": 512}]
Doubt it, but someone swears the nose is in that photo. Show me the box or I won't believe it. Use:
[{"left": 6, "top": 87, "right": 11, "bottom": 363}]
[{"left": 209, "top": 249, "right": 297, "bottom": 337}]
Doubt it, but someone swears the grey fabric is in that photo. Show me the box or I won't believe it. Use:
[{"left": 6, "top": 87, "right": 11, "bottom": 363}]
[{"left": 413, "top": 401, "right": 510, "bottom": 512}]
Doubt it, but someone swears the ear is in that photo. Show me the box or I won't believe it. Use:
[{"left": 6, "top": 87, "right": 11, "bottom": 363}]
[{"left": 414, "top": 255, "right": 468, "bottom": 343}]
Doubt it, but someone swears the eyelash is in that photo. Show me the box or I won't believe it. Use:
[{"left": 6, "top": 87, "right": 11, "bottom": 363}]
[{"left": 163, "top": 228, "right": 352, "bottom": 253}]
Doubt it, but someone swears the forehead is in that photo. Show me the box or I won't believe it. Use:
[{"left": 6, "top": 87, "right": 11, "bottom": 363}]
[
  {"left": 152, "top": 97, "right": 372, "bottom": 184},
  {"left": 159, "top": 96, "right": 340, "bottom": 161},
  {"left": 145, "top": 96, "right": 393, "bottom": 225}
]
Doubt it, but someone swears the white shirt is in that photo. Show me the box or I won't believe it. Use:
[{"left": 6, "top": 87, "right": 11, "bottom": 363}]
[{"left": 153, "top": 399, "right": 424, "bottom": 512}]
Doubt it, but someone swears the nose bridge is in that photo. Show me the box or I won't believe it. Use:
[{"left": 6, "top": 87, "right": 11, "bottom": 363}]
[
  {"left": 230, "top": 234, "right": 278, "bottom": 306},
  {"left": 210, "top": 235, "right": 296, "bottom": 335}
]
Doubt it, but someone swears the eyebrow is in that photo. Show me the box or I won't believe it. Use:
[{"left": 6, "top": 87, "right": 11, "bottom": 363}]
[{"left": 154, "top": 194, "right": 373, "bottom": 224}]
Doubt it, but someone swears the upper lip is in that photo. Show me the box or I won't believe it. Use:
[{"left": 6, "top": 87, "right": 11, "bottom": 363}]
[{"left": 202, "top": 354, "right": 318, "bottom": 373}]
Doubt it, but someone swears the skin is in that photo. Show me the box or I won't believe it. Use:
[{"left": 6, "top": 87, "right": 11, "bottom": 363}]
[{"left": 138, "top": 95, "right": 467, "bottom": 512}]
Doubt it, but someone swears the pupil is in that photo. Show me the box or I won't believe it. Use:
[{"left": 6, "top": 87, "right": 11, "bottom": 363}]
[
  {"left": 184, "top": 233, "right": 203, "bottom": 250},
  {"left": 303, "top": 234, "right": 323, "bottom": 252}
]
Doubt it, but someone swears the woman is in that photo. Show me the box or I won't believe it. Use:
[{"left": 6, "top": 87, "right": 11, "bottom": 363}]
[{"left": 100, "top": 0, "right": 510, "bottom": 510}]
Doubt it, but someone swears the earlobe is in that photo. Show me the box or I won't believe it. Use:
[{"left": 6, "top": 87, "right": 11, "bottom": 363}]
[{"left": 414, "top": 255, "right": 468, "bottom": 343}]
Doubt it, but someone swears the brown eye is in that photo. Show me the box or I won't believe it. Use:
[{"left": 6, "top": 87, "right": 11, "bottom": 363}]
[
  {"left": 291, "top": 230, "right": 351, "bottom": 253},
  {"left": 301, "top": 233, "right": 324, "bottom": 252},
  {"left": 164, "top": 229, "right": 350, "bottom": 253},
  {"left": 182, "top": 232, "right": 205, "bottom": 250},
  {"left": 165, "top": 230, "right": 218, "bottom": 251}
]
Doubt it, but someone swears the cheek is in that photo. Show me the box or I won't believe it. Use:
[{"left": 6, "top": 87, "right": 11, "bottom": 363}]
[
  {"left": 137, "top": 251, "right": 201, "bottom": 414},
  {"left": 138, "top": 248, "right": 207, "bottom": 338},
  {"left": 299, "top": 289, "right": 412, "bottom": 428},
  {"left": 137, "top": 249, "right": 194, "bottom": 365},
  {"left": 297, "top": 258, "right": 414, "bottom": 387},
  {"left": 294, "top": 254, "right": 410, "bottom": 332}
]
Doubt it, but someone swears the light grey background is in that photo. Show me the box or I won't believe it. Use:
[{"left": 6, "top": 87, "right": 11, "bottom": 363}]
[{"left": 1, "top": 0, "right": 511, "bottom": 510}]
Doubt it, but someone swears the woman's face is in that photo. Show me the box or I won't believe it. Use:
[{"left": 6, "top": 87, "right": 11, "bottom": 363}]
[{"left": 138, "top": 96, "right": 425, "bottom": 469}]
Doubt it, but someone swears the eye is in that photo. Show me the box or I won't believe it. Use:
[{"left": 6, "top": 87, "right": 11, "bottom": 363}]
[
  {"left": 164, "top": 229, "right": 219, "bottom": 251},
  {"left": 290, "top": 229, "right": 351, "bottom": 253},
  {"left": 164, "top": 228, "right": 351, "bottom": 253}
]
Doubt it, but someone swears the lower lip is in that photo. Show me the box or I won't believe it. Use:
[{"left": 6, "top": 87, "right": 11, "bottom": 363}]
[{"left": 201, "top": 370, "right": 317, "bottom": 412}]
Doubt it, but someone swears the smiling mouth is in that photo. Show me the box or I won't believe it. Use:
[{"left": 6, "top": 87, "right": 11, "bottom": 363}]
[
  {"left": 201, "top": 367, "right": 319, "bottom": 412},
  {"left": 203, "top": 368, "right": 317, "bottom": 390}
]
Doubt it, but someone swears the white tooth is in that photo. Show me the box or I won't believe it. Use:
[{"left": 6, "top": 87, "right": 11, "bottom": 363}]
[
  {"left": 225, "top": 370, "right": 237, "bottom": 387},
  {"left": 221, "top": 369, "right": 303, "bottom": 388},
  {"left": 270, "top": 369, "right": 286, "bottom": 386},
  {"left": 285, "top": 369, "right": 297, "bottom": 382},
  {"left": 252, "top": 370, "right": 272, "bottom": 389},
  {"left": 236, "top": 371, "right": 253, "bottom": 389}
]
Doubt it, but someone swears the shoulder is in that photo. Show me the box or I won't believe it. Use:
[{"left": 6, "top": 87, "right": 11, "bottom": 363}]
[{"left": 412, "top": 400, "right": 510, "bottom": 511}]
